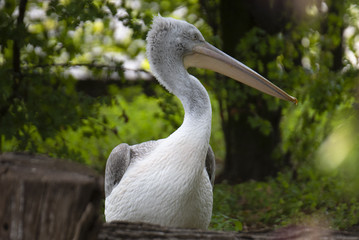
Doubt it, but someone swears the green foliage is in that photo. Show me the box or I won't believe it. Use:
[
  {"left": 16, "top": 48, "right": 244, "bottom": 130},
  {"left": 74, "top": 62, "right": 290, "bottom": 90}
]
[
  {"left": 0, "top": 0, "right": 152, "bottom": 159},
  {"left": 211, "top": 97, "right": 359, "bottom": 231},
  {"left": 211, "top": 163, "right": 359, "bottom": 231},
  {"left": 1, "top": 72, "right": 94, "bottom": 148},
  {"left": 0, "top": 0, "right": 117, "bottom": 154}
]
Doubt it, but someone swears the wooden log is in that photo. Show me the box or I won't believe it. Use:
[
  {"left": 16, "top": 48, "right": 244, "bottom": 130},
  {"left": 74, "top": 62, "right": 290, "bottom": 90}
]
[
  {"left": 98, "top": 221, "right": 359, "bottom": 240},
  {"left": 0, "top": 152, "right": 103, "bottom": 240}
]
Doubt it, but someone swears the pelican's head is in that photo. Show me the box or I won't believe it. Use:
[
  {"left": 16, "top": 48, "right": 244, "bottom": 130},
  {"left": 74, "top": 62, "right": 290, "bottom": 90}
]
[
  {"left": 146, "top": 16, "right": 206, "bottom": 74},
  {"left": 147, "top": 16, "right": 297, "bottom": 103}
]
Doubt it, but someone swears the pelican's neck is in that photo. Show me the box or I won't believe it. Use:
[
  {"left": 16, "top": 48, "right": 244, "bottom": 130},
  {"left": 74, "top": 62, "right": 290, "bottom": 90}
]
[
  {"left": 152, "top": 57, "right": 212, "bottom": 125},
  {"left": 149, "top": 54, "right": 212, "bottom": 173},
  {"left": 178, "top": 74, "right": 212, "bottom": 123}
]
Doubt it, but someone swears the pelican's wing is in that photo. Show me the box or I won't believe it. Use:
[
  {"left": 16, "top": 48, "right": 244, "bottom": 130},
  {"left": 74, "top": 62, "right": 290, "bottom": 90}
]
[
  {"left": 105, "top": 143, "right": 130, "bottom": 198},
  {"left": 205, "top": 145, "right": 216, "bottom": 187},
  {"left": 105, "top": 141, "right": 158, "bottom": 198}
]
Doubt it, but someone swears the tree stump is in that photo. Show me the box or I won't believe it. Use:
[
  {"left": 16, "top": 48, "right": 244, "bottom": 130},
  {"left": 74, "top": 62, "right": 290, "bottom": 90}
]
[{"left": 0, "top": 152, "right": 103, "bottom": 240}]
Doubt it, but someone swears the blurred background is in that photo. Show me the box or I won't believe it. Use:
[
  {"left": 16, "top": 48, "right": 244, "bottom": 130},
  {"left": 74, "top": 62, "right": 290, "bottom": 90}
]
[{"left": 1, "top": 0, "right": 358, "bottom": 231}]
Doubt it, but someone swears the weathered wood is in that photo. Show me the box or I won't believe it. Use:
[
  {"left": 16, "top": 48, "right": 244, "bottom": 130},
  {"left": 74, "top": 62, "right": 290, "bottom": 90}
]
[
  {"left": 0, "top": 153, "right": 103, "bottom": 240},
  {"left": 99, "top": 221, "right": 359, "bottom": 240}
]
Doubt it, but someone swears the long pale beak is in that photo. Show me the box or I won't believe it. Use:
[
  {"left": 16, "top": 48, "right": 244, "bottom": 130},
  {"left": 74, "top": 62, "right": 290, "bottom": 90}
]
[{"left": 184, "top": 42, "right": 297, "bottom": 104}]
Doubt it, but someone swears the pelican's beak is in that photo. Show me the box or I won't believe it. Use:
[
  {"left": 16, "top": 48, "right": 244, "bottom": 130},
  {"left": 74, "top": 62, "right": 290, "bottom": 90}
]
[{"left": 184, "top": 42, "right": 297, "bottom": 104}]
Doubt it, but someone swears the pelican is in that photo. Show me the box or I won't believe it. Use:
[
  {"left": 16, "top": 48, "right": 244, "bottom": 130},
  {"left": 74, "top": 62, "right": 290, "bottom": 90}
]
[{"left": 104, "top": 16, "right": 297, "bottom": 229}]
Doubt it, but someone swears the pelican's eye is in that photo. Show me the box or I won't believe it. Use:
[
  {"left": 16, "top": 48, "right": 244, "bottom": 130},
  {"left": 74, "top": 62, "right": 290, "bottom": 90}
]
[
  {"left": 191, "top": 31, "right": 204, "bottom": 42},
  {"left": 193, "top": 32, "right": 202, "bottom": 41}
]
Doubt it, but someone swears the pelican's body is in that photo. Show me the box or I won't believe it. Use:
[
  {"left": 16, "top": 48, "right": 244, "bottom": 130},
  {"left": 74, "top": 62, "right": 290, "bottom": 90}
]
[{"left": 104, "top": 16, "right": 296, "bottom": 229}]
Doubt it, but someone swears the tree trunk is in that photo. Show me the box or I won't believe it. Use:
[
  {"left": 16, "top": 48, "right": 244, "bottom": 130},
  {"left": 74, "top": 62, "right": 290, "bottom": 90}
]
[
  {"left": 216, "top": 0, "right": 285, "bottom": 182},
  {"left": 222, "top": 99, "right": 283, "bottom": 182},
  {"left": 200, "top": 0, "right": 314, "bottom": 183},
  {"left": 0, "top": 153, "right": 103, "bottom": 240}
]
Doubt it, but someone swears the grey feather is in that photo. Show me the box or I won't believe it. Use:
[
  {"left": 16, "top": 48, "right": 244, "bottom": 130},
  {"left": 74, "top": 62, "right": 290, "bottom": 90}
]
[
  {"left": 205, "top": 145, "right": 216, "bottom": 187},
  {"left": 105, "top": 143, "right": 130, "bottom": 198},
  {"left": 105, "top": 141, "right": 158, "bottom": 198}
]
